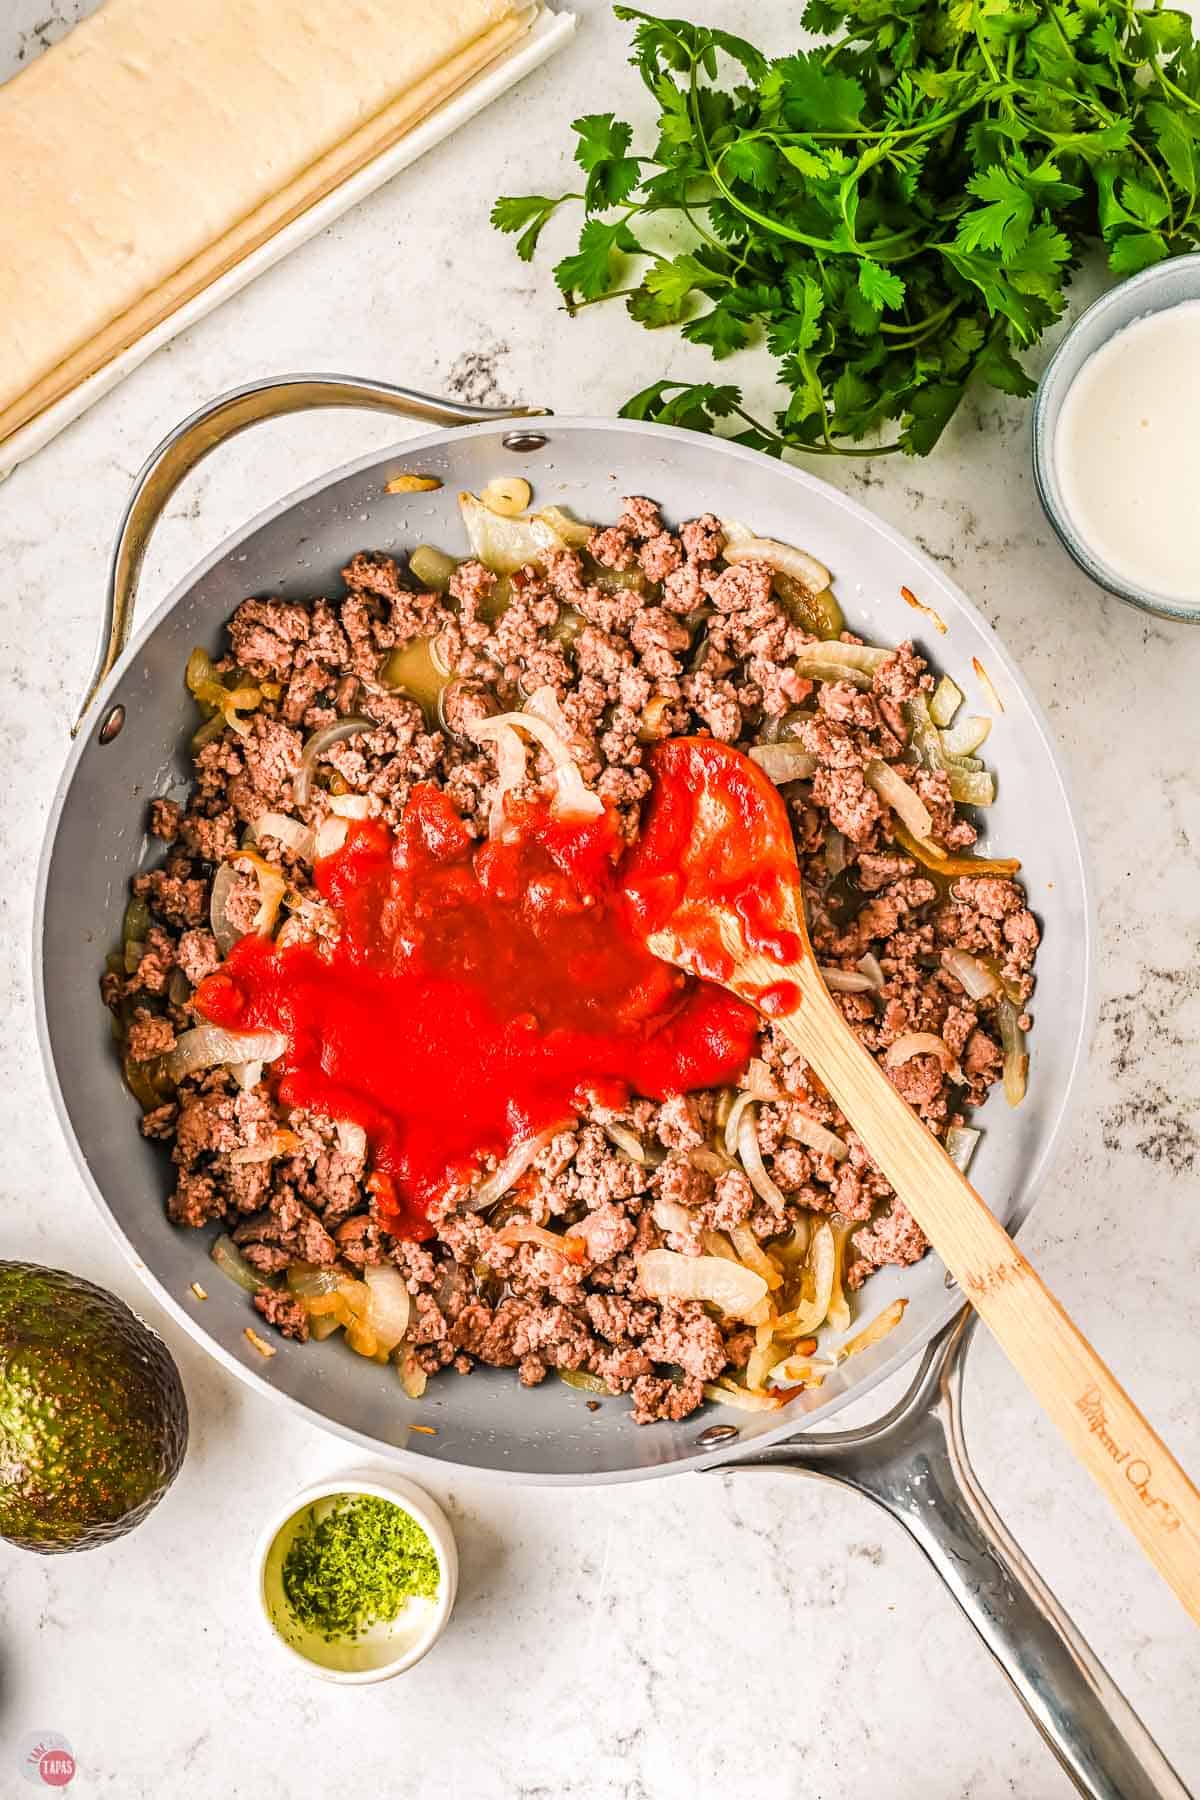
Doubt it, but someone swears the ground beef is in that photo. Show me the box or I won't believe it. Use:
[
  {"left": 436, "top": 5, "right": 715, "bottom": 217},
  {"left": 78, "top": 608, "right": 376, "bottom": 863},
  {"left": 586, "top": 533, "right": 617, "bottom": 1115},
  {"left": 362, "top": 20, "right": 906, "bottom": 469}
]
[
  {"left": 105, "top": 494, "right": 1038, "bottom": 1427},
  {"left": 253, "top": 1288, "right": 310, "bottom": 1342}
]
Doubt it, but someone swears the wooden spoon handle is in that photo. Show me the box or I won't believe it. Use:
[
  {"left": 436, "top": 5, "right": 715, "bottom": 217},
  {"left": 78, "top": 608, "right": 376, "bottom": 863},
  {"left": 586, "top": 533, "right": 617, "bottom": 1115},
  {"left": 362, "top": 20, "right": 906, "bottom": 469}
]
[{"left": 765, "top": 956, "right": 1200, "bottom": 1626}]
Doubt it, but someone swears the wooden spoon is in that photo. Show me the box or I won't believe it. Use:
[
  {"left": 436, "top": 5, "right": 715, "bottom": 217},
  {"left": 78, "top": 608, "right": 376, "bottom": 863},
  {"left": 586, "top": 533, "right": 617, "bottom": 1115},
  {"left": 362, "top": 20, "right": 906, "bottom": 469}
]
[{"left": 625, "top": 737, "right": 1200, "bottom": 1624}]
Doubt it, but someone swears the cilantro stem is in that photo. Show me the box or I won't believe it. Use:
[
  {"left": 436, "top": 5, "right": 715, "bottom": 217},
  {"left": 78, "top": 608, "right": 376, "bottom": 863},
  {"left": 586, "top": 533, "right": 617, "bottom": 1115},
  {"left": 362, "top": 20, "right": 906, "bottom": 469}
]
[
  {"left": 879, "top": 300, "right": 958, "bottom": 342},
  {"left": 690, "top": 65, "right": 918, "bottom": 260}
]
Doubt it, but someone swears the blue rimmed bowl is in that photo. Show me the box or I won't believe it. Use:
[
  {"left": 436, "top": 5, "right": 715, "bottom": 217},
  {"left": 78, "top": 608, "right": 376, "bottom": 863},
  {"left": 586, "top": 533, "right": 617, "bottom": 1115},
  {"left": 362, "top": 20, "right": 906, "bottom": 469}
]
[{"left": 1032, "top": 252, "right": 1200, "bottom": 622}]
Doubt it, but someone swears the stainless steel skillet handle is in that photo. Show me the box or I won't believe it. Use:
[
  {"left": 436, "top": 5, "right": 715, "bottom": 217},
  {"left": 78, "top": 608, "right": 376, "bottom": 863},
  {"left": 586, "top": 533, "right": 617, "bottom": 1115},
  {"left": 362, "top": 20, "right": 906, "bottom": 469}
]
[
  {"left": 717, "top": 1310, "right": 1191, "bottom": 1800},
  {"left": 75, "top": 373, "right": 550, "bottom": 733}
]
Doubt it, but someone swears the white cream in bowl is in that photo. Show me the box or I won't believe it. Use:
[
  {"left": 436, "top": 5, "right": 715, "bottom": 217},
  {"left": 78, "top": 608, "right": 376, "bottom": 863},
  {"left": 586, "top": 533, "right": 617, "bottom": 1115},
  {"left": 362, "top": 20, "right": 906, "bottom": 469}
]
[{"left": 1053, "top": 298, "right": 1200, "bottom": 605}]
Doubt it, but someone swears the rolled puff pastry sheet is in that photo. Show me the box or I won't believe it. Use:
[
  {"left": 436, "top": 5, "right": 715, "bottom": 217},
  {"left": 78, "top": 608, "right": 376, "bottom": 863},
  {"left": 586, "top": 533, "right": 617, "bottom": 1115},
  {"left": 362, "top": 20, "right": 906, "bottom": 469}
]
[{"left": 0, "top": 0, "right": 524, "bottom": 423}]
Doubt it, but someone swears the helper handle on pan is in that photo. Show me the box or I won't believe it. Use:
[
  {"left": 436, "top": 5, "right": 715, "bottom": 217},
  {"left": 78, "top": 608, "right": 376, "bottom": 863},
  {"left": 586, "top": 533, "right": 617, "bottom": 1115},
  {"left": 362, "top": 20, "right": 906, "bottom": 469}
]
[
  {"left": 720, "top": 1311, "right": 1191, "bottom": 1800},
  {"left": 744, "top": 947, "right": 1200, "bottom": 1625},
  {"left": 75, "top": 374, "right": 549, "bottom": 732}
]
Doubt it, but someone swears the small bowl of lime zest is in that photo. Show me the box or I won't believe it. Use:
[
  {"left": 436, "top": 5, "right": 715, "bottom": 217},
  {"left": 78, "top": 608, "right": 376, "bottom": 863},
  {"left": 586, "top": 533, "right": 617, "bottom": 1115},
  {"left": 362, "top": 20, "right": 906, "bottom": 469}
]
[{"left": 255, "top": 1470, "right": 458, "bottom": 1683}]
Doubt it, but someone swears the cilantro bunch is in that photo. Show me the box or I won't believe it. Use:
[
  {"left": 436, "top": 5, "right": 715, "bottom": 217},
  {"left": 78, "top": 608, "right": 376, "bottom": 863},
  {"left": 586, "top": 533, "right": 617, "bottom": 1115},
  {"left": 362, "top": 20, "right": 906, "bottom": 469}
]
[{"left": 494, "top": 2, "right": 1200, "bottom": 456}]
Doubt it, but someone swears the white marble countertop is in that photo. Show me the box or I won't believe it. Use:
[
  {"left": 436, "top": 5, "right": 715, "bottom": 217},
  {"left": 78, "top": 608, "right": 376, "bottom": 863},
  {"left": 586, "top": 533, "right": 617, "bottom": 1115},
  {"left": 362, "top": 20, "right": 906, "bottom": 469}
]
[{"left": 2, "top": 4, "right": 1199, "bottom": 1796}]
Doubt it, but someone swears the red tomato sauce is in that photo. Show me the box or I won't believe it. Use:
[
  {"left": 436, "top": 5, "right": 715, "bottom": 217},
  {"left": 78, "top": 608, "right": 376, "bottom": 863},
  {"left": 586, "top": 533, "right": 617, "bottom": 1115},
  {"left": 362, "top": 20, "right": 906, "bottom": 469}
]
[
  {"left": 622, "top": 737, "right": 805, "bottom": 1006},
  {"left": 195, "top": 784, "right": 758, "bottom": 1239}
]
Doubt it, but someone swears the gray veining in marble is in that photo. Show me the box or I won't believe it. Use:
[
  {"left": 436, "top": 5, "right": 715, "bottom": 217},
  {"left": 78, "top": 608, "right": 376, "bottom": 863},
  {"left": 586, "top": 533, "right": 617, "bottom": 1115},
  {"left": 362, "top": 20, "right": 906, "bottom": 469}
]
[{"left": 1, "top": 3, "right": 1198, "bottom": 1796}]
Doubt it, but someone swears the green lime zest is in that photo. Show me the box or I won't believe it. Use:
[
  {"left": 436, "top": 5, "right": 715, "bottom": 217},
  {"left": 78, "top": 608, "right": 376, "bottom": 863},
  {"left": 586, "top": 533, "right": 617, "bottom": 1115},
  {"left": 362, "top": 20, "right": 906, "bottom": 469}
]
[{"left": 281, "top": 1494, "right": 440, "bottom": 1642}]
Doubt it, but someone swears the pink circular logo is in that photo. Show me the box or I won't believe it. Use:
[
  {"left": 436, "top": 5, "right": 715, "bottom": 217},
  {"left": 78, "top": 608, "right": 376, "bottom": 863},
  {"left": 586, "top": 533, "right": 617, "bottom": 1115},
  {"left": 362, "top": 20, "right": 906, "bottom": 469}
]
[{"left": 17, "top": 1733, "right": 76, "bottom": 1788}]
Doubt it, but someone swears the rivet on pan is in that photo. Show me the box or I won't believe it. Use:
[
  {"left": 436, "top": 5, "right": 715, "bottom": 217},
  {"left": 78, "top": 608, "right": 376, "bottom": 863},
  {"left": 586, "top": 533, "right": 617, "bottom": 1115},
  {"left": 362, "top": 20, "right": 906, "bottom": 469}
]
[
  {"left": 696, "top": 1424, "right": 739, "bottom": 1448},
  {"left": 944, "top": 1270, "right": 958, "bottom": 1290},
  {"left": 98, "top": 704, "right": 125, "bottom": 744},
  {"left": 502, "top": 430, "right": 549, "bottom": 453}
]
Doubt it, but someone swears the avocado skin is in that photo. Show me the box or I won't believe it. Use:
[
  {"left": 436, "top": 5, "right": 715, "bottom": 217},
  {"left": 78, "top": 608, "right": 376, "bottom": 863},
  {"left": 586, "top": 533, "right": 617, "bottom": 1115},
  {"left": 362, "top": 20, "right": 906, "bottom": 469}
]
[{"left": 0, "top": 1262, "right": 188, "bottom": 1553}]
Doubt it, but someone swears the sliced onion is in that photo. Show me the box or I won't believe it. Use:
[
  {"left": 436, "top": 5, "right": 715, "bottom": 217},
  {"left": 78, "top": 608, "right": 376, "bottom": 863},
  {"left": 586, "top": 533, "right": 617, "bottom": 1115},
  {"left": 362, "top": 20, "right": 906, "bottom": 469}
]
[
  {"left": 996, "top": 997, "right": 1029, "bottom": 1106},
  {"left": 636, "top": 1248, "right": 767, "bottom": 1320},
  {"left": 210, "top": 1233, "right": 266, "bottom": 1294},
  {"left": 459, "top": 490, "right": 565, "bottom": 574},
  {"left": 885, "top": 1032, "right": 963, "bottom": 1083},
  {"left": 287, "top": 1263, "right": 343, "bottom": 1301},
  {"left": 723, "top": 1089, "right": 756, "bottom": 1159},
  {"left": 314, "top": 816, "right": 349, "bottom": 860},
  {"left": 702, "top": 1381, "right": 784, "bottom": 1412},
  {"left": 161, "top": 1024, "right": 287, "bottom": 1082},
  {"left": 839, "top": 1296, "right": 907, "bottom": 1362},
  {"left": 865, "top": 760, "right": 935, "bottom": 841},
  {"left": 230, "top": 1129, "right": 301, "bottom": 1166},
  {"left": 494, "top": 1221, "right": 585, "bottom": 1264},
  {"left": 941, "top": 713, "right": 992, "bottom": 757},
  {"left": 940, "top": 947, "right": 1001, "bottom": 1000},
  {"left": 824, "top": 826, "right": 848, "bottom": 878},
  {"left": 736, "top": 1102, "right": 789, "bottom": 1214},
  {"left": 234, "top": 850, "right": 287, "bottom": 935},
  {"left": 470, "top": 700, "right": 602, "bottom": 821},
  {"left": 364, "top": 1264, "right": 412, "bottom": 1353},
  {"left": 534, "top": 505, "right": 594, "bottom": 549},
  {"left": 327, "top": 793, "right": 371, "bottom": 820},
  {"left": 230, "top": 1059, "right": 264, "bottom": 1091},
  {"left": 929, "top": 674, "right": 963, "bottom": 728},
  {"left": 796, "top": 639, "right": 889, "bottom": 675},
  {"left": 485, "top": 719, "right": 528, "bottom": 839},
  {"left": 826, "top": 1217, "right": 853, "bottom": 1334},
  {"left": 904, "top": 692, "right": 951, "bottom": 772},
  {"left": 252, "top": 812, "right": 315, "bottom": 858},
  {"left": 603, "top": 1122, "right": 649, "bottom": 1164},
  {"left": 468, "top": 1121, "right": 572, "bottom": 1212},
  {"left": 689, "top": 1146, "right": 738, "bottom": 1178},
  {"left": 721, "top": 534, "right": 830, "bottom": 596},
  {"left": 294, "top": 716, "right": 373, "bottom": 809},
  {"left": 774, "top": 1221, "right": 836, "bottom": 1337},
  {"left": 786, "top": 1111, "right": 848, "bottom": 1162},
  {"left": 730, "top": 1223, "right": 782, "bottom": 1290},
  {"left": 701, "top": 1228, "right": 740, "bottom": 1262},
  {"left": 819, "top": 966, "right": 878, "bottom": 994},
  {"left": 766, "top": 1355, "right": 836, "bottom": 1390},
  {"left": 856, "top": 952, "right": 885, "bottom": 990},
  {"left": 948, "top": 768, "right": 996, "bottom": 807},
  {"left": 208, "top": 863, "right": 242, "bottom": 958},
  {"left": 522, "top": 684, "right": 574, "bottom": 735},
  {"left": 945, "top": 1125, "right": 981, "bottom": 1172},
  {"left": 749, "top": 743, "right": 817, "bottom": 784},
  {"left": 794, "top": 658, "right": 874, "bottom": 691}
]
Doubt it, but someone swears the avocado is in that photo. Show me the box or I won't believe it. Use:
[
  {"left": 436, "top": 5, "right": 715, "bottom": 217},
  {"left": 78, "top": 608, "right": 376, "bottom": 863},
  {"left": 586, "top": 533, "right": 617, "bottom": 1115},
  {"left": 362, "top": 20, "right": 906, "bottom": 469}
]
[{"left": 0, "top": 1262, "right": 188, "bottom": 1553}]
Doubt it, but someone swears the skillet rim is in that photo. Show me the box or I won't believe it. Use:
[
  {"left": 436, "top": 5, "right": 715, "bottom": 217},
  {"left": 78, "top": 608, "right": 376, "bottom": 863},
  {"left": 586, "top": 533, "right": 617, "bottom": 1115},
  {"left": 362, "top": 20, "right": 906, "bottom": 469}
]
[{"left": 32, "top": 411, "right": 1098, "bottom": 1484}]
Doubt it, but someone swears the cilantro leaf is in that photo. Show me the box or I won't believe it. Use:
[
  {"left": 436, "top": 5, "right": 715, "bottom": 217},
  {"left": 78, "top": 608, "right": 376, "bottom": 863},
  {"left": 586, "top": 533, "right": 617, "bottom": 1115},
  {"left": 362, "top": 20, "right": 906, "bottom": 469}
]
[
  {"left": 764, "top": 53, "right": 866, "bottom": 130},
  {"left": 571, "top": 113, "right": 642, "bottom": 211},
  {"left": 554, "top": 219, "right": 644, "bottom": 302},
  {"left": 683, "top": 301, "right": 752, "bottom": 357},
  {"left": 619, "top": 380, "right": 742, "bottom": 432},
  {"left": 974, "top": 335, "right": 1036, "bottom": 396},
  {"left": 490, "top": 195, "right": 567, "bottom": 263},
  {"left": 857, "top": 259, "right": 907, "bottom": 310},
  {"left": 723, "top": 138, "right": 779, "bottom": 191},
  {"left": 1108, "top": 231, "right": 1169, "bottom": 276},
  {"left": 958, "top": 166, "right": 1035, "bottom": 255}
]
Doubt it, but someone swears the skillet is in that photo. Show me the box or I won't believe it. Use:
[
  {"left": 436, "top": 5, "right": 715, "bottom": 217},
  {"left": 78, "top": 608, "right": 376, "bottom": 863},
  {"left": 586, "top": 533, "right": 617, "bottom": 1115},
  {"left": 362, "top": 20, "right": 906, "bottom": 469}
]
[{"left": 33, "top": 376, "right": 1188, "bottom": 1798}]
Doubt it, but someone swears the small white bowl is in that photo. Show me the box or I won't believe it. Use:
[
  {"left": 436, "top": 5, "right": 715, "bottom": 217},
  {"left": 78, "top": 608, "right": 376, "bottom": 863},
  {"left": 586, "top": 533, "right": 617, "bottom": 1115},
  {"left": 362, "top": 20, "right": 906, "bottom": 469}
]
[
  {"left": 254, "top": 1470, "right": 458, "bottom": 1683},
  {"left": 1032, "top": 252, "right": 1200, "bottom": 622}
]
